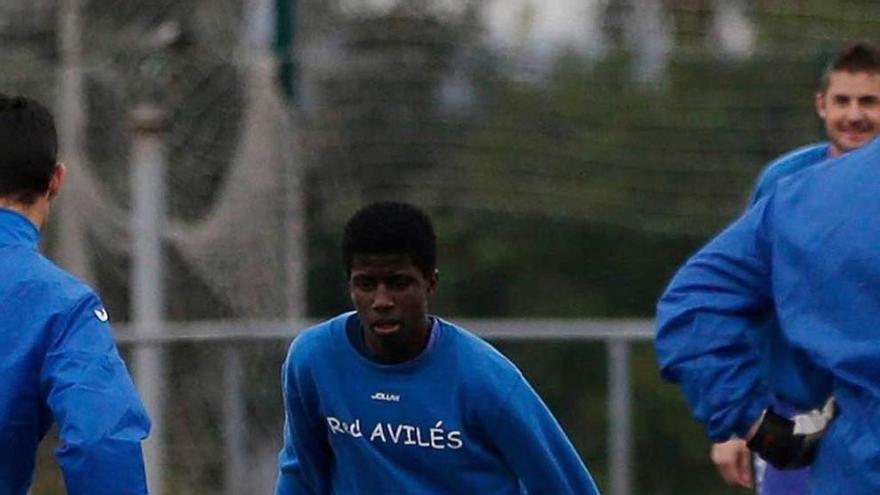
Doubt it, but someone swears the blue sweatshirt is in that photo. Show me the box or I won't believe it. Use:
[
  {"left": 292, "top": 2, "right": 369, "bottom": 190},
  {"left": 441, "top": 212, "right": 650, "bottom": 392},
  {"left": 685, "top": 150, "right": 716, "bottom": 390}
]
[
  {"left": 276, "top": 313, "right": 600, "bottom": 495},
  {"left": 656, "top": 136, "right": 880, "bottom": 494},
  {"left": 749, "top": 143, "right": 830, "bottom": 205},
  {"left": 747, "top": 143, "right": 830, "bottom": 495},
  {"left": 0, "top": 208, "right": 150, "bottom": 495}
]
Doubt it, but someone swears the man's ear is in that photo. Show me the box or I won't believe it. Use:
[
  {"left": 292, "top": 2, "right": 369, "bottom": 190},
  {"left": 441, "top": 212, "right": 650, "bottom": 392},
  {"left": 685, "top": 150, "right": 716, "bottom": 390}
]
[
  {"left": 427, "top": 269, "right": 439, "bottom": 295},
  {"left": 815, "top": 91, "right": 828, "bottom": 120},
  {"left": 47, "top": 163, "right": 66, "bottom": 200}
]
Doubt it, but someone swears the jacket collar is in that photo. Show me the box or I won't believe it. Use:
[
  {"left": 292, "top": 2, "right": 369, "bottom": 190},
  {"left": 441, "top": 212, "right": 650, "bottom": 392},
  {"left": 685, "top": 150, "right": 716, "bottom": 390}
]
[{"left": 0, "top": 208, "right": 40, "bottom": 249}]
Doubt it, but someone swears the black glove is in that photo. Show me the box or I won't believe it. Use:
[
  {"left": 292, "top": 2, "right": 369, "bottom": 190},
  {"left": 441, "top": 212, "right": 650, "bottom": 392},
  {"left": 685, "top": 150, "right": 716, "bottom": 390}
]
[{"left": 746, "top": 397, "right": 836, "bottom": 470}]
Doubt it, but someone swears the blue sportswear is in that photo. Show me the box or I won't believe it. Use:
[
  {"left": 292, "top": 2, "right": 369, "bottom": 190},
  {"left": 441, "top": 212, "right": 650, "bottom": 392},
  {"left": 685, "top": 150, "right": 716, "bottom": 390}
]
[
  {"left": 747, "top": 142, "right": 830, "bottom": 495},
  {"left": 0, "top": 208, "right": 150, "bottom": 495},
  {"left": 748, "top": 143, "right": 830, "bottom": 205},
  {"left": 656, "top": 136, "right": 880, "bottom": 494},
  {"left": 275, "top": 313, "right": 601, "bottom": 495}
]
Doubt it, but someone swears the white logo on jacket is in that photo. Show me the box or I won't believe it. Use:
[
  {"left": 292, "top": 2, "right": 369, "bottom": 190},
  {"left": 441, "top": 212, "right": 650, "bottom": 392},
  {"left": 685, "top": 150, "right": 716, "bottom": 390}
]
[{"left": 94, "top": 307, "right": 109, "bottom": 322}]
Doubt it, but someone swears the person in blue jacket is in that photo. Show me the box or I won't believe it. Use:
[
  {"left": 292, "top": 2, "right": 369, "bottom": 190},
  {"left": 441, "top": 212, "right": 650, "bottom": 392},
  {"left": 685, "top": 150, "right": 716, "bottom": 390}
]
[
  {"left": 656, "top": 126, "right": 880, "bottom": 493},
  {"left": 708, "top": 42, "right": 880, "bottom": 495},
  {"left": 0, "top": 94, "right": 151, "bottom": 495},
  {"left": 275, "top": 202, "right": 601, "bottom": 495}
]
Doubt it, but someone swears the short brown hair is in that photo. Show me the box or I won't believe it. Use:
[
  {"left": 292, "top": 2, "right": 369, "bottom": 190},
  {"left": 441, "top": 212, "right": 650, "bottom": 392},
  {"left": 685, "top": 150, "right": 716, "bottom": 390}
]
[{"left": 819, "top": 42, "right": 880, "bottom": 92}]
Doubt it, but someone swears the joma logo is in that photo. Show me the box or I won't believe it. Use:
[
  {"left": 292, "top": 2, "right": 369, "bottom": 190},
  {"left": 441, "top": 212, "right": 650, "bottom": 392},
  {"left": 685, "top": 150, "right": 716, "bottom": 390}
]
[{"left": 371, "top": 392, "right": 400, "bottom": 402}]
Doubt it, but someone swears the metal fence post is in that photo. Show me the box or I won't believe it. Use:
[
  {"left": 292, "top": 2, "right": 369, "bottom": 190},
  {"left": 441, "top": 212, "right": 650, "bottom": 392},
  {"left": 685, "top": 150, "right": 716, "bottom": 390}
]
[
  {"left": 130, "top": 105, "right": 168, "bottom": 495},
  {"left": 608, "top": 338, "right": 633, "bottom": 495},
  {"left": 56, "top": 0, "right": 92, "bottom": 282},
  {"left": 224, "top": 346, "right": 247, "bottom": 495}
]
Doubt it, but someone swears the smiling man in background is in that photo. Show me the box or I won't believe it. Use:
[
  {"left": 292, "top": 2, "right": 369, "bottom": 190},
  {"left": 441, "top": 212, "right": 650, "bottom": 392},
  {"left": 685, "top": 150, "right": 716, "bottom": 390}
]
[
  {"left": 657, "top": 42, "right": 880, "bottom": 495},
  {"left": 708, "top": 41, "right": 880, "bottom": 495}
]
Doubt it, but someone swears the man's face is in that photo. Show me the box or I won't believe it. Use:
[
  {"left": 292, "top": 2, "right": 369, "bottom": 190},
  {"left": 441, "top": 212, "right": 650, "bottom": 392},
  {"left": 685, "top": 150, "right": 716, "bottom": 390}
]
[
  {"left": 349, "top": 253, "right": 437, "bottom": 362},
  {"left": 816, "top": 70, "right": 880, "bottom": 156}
]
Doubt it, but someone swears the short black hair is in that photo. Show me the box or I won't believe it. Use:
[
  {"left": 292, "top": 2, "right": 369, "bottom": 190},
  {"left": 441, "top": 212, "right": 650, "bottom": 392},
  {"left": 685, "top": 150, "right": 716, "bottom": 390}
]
[
  {"left": 342, "top": 202, "right": 437, "bottom": 276},
  {"left": 819, "top": 42, "right": 880, "bottom": 92},
  {"left": 0, "top": 94, "right": 58, "bottom": 204}
]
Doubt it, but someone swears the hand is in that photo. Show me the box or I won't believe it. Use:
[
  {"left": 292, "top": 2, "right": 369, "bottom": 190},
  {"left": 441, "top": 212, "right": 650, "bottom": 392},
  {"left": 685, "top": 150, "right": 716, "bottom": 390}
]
[
  {"left": 746, "top": 397, "right": 836, "bottom": 470},
  {"left": 710, "top": 439, "right": 754, "bottom": 488}
]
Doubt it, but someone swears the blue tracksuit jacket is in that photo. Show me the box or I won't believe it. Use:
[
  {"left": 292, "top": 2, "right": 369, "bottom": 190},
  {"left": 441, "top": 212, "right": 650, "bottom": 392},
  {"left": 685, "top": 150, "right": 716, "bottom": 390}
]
[
  {"left": 275, "top": 313, "right": 600, "bottom": 495},
  {"left": 749, "top": 143, "right": 830, "bottom": 205},
  {"left": 0, "top": 208, "right": 150, "bottom": 495},
  {"left": 747, "top": 142, "right": 830, "bottom": 495},
  {"left": 747, "top": 142, "right": 832, "bottom": 404},
  {"left": 656, "top": 136, "right": 880, "bottom": 494}
]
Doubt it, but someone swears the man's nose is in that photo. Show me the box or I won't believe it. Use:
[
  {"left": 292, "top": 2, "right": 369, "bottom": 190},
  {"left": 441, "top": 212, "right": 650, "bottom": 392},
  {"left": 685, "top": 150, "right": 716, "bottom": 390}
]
[
  {"left": 372, "top": 284, "right": 394, "bottom": 309},
  {"left": 847, "top": 101, "right": 866, "bottom": 120}
]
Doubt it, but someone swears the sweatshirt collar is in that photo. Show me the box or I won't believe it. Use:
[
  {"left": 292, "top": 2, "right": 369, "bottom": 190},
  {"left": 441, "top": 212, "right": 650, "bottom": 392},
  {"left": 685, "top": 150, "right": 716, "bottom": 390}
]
[{"left": 0, "top": 208, "right": 40, "bottom": 249}]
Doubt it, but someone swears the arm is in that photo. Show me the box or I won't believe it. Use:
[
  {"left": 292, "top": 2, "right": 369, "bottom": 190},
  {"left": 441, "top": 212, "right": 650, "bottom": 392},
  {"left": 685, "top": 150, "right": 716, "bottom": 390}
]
[
  {"left": 485, "top": 375, "right": 601, "bottom": 495},
  {"left": 40, "top": 295, "right": 150, "bottom": 495},
  {"left": 655, "top": 200, "right": 775, "bottom": 441},
  {"left": 275, "top": 346, "right": 332, "bottom": 495},
  {"left": 704, "top": 160, "right": 777, "bottom": 489}
]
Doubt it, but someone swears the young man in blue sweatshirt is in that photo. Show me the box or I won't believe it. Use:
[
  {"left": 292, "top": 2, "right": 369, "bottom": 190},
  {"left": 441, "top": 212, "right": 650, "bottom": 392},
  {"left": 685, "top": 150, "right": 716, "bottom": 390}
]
[
  {"left": 708, "top": 42, "right": 880, "bottom": 495},
  {"left": 0, "top": 95, "right": 151, "bottom": 494},
  {"left": 275, "top": 202, "right": 601, "bottom": 495}
]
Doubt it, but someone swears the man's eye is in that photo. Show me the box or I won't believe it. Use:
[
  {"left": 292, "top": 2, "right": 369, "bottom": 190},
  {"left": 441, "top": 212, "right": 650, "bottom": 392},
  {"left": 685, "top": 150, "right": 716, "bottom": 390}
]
[
  {"left": 354, "top": 279, "right": 375, "bottom": 290},
  {"left": 388, "top": 277, "right": 412, "bottom": 289}
]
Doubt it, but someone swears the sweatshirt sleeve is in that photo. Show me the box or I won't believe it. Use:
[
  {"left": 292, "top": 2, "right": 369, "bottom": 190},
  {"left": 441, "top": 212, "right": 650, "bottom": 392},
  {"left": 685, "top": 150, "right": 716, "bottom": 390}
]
[
  {"left": 485, "top": 374, "right": 601, "bottom": 495},
  {"left": 655, "top": 198, "right": 775, "bottom": 440},
  {"left": 275, "top": 342, "right": 332, "bottom": 495},
  {"left": 40, "top": 294, "right": 150, "bottom": 495}
]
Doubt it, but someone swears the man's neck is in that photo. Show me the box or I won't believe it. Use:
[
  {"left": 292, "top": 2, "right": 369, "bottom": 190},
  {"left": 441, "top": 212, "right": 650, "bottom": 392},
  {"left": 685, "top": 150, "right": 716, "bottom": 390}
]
[
  {"left": 0, "top": 199, "right": 46, "bottom": 230},
  {"left": 363, "top": 317, "right": 433, "bottom": 365}
]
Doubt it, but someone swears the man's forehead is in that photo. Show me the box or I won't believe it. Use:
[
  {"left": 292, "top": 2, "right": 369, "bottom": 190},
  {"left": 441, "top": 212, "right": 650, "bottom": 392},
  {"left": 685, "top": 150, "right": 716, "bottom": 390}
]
[
  {"left": 351, "top": 253, "right": 417, "bottom": 269},
  {"left": 826, "top": 71, "right": 880, "bottom": 91}
]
